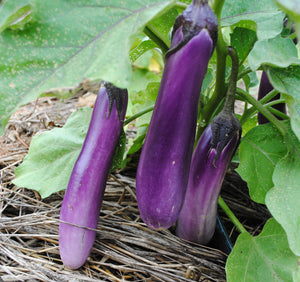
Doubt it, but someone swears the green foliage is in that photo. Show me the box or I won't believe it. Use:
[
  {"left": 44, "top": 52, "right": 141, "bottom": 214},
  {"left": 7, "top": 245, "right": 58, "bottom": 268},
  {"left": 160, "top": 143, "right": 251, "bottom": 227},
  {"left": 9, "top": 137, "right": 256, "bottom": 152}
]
[
  {"left": 266, "top": 123, "right": 300, "bottom": 256},
  {"left": 13, "top": 107, "right": 92, "bottom": 198},
  {"left": 0, "top": 0, "right": 174, "bottom": 134},
  {"left": 226, "top": 218, "right": 299, "bottom": 282},
  {"left": 248, "top": 36, "right": 300, "bottom": 70},
  {"left": 237, "top": 123, "right": 288, "bottom": 204},
  {"left": 221, "top": 0, "right": 285, "bottom": 40}
]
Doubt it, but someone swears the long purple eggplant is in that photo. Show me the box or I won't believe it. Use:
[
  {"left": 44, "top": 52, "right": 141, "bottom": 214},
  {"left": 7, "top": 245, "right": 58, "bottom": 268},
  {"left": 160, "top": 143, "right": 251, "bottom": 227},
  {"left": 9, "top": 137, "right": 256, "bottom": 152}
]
[
  {"left": 136, "top": 0, "right": 218, "bottom": 230},
  {"left": 59, "top": 83, "right": 127, "bottom": 269},
  {"left": 176, "top": 46, "right": 241, "bottom": 244},
  {"left": 176, "top": 119, "right": 240, "bottom": 244}
]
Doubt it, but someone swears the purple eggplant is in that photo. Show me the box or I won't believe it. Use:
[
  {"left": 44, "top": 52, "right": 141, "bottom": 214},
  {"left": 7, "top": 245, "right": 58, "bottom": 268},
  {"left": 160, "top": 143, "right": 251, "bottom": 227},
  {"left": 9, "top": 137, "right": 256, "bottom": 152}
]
[
  {"left": 257, "top": 71, "right": 286, "bottom": 124},
  {"left": 136, "top": 0, "right": 218, "bottom": 230},
  {"left": 176, "top": 114, "right": 241, "bottom": 244},
  {"left": 176, "top": 46, "right": 241, "bottom": 244},
  {"left": 59, "top": 83, "right": 127, "bottom": 269}
]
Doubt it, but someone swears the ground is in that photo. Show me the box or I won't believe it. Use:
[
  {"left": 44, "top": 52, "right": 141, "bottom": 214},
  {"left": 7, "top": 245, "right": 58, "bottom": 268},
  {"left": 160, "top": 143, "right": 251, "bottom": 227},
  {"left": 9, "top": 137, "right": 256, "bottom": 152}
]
[{"left": 0, "top": 84, "right": 269, "bottom": 281}]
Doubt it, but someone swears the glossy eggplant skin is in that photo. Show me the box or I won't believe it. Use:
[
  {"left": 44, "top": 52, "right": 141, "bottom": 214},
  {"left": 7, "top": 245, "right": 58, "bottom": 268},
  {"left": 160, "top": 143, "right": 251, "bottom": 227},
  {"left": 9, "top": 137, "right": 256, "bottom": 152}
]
[
  {"left": 136, "top": 1, "right": 218, "bottom": 231},
  {"left": 258, "top": 71, "right": 286, "bottom": 124},
  {"left": 176, "top": 123, "right": 240, "bottom": 244},
  {"left": 59, "top": 84, "right": 127, "bottom": 269}
]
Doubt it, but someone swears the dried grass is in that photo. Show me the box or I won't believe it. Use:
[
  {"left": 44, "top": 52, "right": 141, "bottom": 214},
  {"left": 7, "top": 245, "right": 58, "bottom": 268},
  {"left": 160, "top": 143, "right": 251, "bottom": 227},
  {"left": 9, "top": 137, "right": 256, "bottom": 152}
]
[
  {"left": 0, "top": 84, "right": 270, "bottom": 281},
  {"left": 0, "top": 91, "right": 228, "bottom": 281}
]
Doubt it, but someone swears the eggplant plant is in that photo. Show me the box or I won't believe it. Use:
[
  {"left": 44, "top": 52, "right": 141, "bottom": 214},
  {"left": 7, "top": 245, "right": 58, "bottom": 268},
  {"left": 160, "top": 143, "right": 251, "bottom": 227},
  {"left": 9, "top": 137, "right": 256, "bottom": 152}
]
[
  {"left": 59, "top": 83, "right": 127, "bottom": 269},
  {"left": 3, "top": 0, "right": 300, "bottom": 280},
  {"left": 136, "top": 0, "right": 218, "bottom": 230}
]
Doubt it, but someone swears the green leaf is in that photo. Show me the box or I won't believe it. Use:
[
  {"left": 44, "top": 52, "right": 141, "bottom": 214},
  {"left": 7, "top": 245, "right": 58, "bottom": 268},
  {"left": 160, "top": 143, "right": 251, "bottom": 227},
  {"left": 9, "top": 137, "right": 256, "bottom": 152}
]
[
  {"left": 110, "top": 129, "right": 127, "bottom": 172},
  {"left": 0, "top": 0, "right": 33, "bottom": 32},
  {"left": 237, "top": 123, "right": 288, "bottom": 204},
  {"left": 130, "top": 40, "right": 158, "bottom": 63},
  {"left": 266, "top": 125, "right": 300, "bottom": 256},
  {"left": 276, "top": 0, "right": 300, "bottom": 41},
  {"left": 267, "top": 65, "right": 300, "bottom": 141},
  {"left": 226, "top": 218, "right": 299, "bottom": 282},
  {"left": 248, "top": 36, "right": 300, "bottom": 70},
  {"left": 230, "top": 27, "right": 257, "bottom": 65},
  {"left": 221, "top": 0, "right": 285, "bottom": 40},
  {"left": 146, "top": 7, "right": 178, "bottom": 48},
  {"left": 0, "top": 0, "right": 175, "bottom": 134},
  {"left": 13, "top": 107, "right": 93, "bottom": 198}
]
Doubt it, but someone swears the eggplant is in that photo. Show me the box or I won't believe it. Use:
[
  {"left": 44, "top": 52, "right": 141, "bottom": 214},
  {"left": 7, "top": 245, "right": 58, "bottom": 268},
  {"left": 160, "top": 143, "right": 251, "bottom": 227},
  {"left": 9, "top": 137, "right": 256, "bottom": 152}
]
[
  {"left": 176, "top": 46, "right": 241, "bottom": 244},
  {"left": 257, "top": 71, "right": 286, "bottom": 124},
  {"left": 176, "top": 114, "right": 241, "bottom": 244},
  {"left": 59, "top": 83, "right": 127, "bottom": 269},
  {"left": 136, "top": 0, "right": 218, "bottom": 230}
]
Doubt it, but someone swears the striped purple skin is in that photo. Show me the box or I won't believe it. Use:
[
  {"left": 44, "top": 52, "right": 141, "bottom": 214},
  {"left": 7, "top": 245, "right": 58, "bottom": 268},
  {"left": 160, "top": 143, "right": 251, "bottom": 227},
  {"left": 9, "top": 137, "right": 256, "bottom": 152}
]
[
  {"left": 59, "top": 85, "right": 127, "bottom": 269},
  {"left": 176, "top": 124, "right": 239, "bottom": 244},
  {"left": 136, "top": 28, "right": 214, "bottom": 230},
  {"left": 258, "top": 71, "right": 286, "bottom": 124}
]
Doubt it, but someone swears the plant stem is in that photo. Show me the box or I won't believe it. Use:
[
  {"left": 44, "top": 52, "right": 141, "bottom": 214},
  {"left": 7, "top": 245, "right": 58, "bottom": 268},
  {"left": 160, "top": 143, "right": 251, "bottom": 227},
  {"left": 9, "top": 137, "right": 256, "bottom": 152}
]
[
  {"left": 239, "top": 88, "right": 279, "bottom": 124},
  {"left": 218, "top": 196, "right": 248, "bottom": 234},
  {"left": 223, "top": 46, "right": 239, "bottom": 114},
  {"left": 144, "top": 26, "right": 169, "bottom": 55},
  {"left": 195, "top": 0, "right": 227, "bottom": 143},
  {"left": 124, "top": 105, "right": 154, "bottom": 126},
  {"left": 236, "top": 87, "right": 286, "bottom": 135}
]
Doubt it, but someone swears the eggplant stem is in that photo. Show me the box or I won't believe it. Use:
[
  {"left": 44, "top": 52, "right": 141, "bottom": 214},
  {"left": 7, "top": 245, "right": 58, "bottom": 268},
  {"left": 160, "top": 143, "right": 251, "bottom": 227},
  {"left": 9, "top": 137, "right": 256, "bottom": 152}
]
[
  {"left": 236, "top": 87, "right": 286, "bottom": 136},
  {"left": 223, "top": 46, "right": 239, "bottom": 114},
  {"left": 195, "top": 0, "right": 227, "bottom": 143},
  {"left": 124, "top": 105, "right": 154, "bottom": 126},
  {"left": 218, "top": 196, "right": 248, "bottom": 234}
]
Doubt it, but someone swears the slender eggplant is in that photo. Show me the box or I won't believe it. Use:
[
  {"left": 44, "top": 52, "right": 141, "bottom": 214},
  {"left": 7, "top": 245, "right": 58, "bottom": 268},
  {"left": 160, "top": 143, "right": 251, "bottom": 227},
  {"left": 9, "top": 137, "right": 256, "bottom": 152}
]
[
  {"left": 257, "top": 71, "right": 286, "bottom": 124},
  {"left": 136, "top": 0, "right": 218, "bottom": 230},
  {"left": 176, "top": 47, "right": 241, "bottom": 244},
  {"left": 59, "top": 83, "right": 127, "bottom": 269}
]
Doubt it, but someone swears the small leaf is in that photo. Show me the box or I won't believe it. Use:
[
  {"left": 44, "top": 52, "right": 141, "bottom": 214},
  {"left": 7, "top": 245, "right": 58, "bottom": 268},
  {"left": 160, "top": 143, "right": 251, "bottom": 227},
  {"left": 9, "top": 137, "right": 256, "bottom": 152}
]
[
  {"left": 221, "top": 0, "right": 285, "bottom": 40},
  {"left": 230, "top": 27, "right": 257, "bottom": 64},
  {"left": 13, "top": 107, "right": 92, "bottom": 198},
  {"left": 0, "top": 0, "right": 32, "bottom": 32},
  {"left": 266, "top": 124, "right": 300, "bottom": 256},
  {"left": 110, "top": 129, "right": 127, "bottom": 172},
  {"left": 226, "top": 218, "right": 299, "bottom": 282},
  {"left": 248, "top": 36, "right": 300, "bottom": 70},
  {"left": 237, "top": 123, "right": 288, "bottom": 204}
]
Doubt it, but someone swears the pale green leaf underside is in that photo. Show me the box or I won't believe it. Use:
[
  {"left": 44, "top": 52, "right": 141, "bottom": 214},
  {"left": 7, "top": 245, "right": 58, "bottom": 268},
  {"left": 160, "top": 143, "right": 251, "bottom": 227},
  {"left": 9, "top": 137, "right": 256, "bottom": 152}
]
[
  {"left": 226, "top": 218, "right": 299, "bottom": 282},
  {"left": 221, "top": 0, "right": 285, "bottom": 40},
  {"left": 266, "top": 127, "right": 300, "bottom": 256},
  {"left": 13, "top": 107, "right": 92, "bottom": 198},
  {"left": 237, "top": 123, "right": 287, "bottom": 204}
]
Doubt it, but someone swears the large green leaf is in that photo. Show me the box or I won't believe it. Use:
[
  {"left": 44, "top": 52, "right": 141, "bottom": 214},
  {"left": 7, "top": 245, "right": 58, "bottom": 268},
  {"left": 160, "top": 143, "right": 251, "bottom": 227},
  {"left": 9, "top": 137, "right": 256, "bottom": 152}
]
[
  {"left": 226, "top": 218, "right": 299, "bottom": 282},
  {"left": 266, "top": 124, "right": 300, "bottom": 256},
  {"left": 248, "top": 36, "right": 300, "bottom": 70},
  {"left": 13, "top": 107, "right": 92, "bottom": 198},
  {"left": 267, "top": 65, "right": 300, "bottom": 141},
  {"left": 237, "top": 123, "right": 288, "bottom": 204},
  {"left": 221, "top": 0, "right": 285, "bottom": 40},
  {"left": 0, "top": 0, "right": 174, "bottom": 134}
]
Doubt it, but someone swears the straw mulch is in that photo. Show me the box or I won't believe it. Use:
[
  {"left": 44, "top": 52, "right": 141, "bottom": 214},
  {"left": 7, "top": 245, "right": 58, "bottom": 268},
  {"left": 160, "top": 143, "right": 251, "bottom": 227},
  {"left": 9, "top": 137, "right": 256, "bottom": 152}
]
[{"left": 0, "top": 84, "right": 270, "bottom": 281}]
